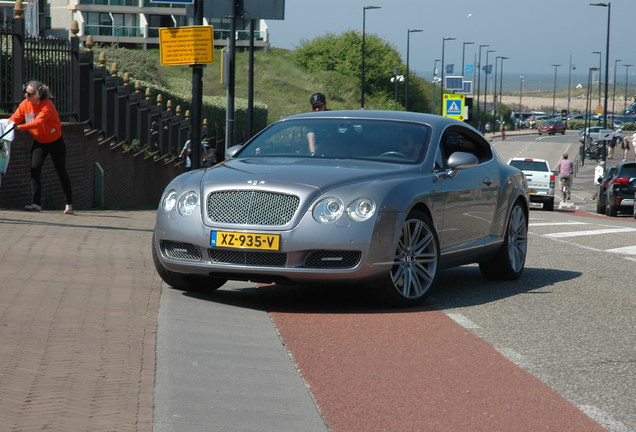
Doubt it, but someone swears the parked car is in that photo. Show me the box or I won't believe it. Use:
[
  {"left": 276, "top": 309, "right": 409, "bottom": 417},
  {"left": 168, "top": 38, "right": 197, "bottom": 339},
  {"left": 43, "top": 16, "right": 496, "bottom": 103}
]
[
  {"left": 604, "top": 161, "right": 636, "bottom": 217},
  {"left": 508, "top": 158, "right": 555, "bottom": 211},
  {"left": 579, "top": 126, "right": 625, "bottom": 144},
  {"left": 596, "top": 165, "right": 617, "bottom": 214},
  {"left": 152, "top": 111, "right": 530, "bottom": 308},
  {"left": 538, "top": 120, "right": 566, "bottom": 135}
]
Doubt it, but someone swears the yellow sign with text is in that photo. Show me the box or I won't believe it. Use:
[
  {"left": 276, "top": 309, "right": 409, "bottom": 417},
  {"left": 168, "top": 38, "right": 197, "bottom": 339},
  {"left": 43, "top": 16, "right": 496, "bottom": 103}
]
[{"left": 159, "top": 26, "right": 214, "bottom": 66}]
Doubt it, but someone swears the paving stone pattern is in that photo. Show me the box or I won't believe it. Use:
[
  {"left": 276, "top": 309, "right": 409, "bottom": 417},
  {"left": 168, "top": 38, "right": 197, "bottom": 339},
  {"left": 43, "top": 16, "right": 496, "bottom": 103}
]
[{"left": 0, "top": 210, "right": 158, "bottom": 432}]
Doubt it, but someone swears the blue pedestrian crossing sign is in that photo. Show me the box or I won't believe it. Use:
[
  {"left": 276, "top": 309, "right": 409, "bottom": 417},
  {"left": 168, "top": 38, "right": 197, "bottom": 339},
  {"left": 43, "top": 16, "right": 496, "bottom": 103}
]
[{"left": 443, "top": 94, "right": 465, "bottom": 120}]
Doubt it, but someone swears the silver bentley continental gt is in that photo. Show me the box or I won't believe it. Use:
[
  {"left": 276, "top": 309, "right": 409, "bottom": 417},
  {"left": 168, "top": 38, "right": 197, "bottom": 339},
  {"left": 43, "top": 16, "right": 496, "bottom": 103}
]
[{"left": 153, "top": 111, "right": 529, "bottom": 308}]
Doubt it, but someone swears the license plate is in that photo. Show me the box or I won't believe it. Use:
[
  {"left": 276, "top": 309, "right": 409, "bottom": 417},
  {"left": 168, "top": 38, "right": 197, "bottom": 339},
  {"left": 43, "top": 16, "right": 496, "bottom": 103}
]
[
  {"left": 211, "top": 231, "right": 280, "bottom": 250},
  {"left": 529, "top": 190, "right": 536, "bottom": 194}
]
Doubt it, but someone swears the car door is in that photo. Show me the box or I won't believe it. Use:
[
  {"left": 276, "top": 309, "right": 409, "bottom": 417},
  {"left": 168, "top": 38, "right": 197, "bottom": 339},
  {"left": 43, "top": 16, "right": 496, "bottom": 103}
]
[{"left": 435, "top": 126, "right": 499, "bottom": 258}]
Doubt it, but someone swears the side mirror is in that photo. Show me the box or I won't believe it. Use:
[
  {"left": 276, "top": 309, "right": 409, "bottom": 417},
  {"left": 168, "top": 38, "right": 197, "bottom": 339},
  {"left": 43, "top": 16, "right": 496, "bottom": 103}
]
[
  {"left": 448, "top": 151, "right": 478, "bottom": 170},
  {"left": 224, "top": 144, "right": 244, "bottom": 160},
  {"left": 446, "top": 152, "right": 479, "bottom": 179}
]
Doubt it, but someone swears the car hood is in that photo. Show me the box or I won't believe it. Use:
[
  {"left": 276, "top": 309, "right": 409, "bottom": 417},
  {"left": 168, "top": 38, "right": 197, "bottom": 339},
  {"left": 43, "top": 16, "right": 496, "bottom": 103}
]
[{"left": 203, "top": 157, "right": 416, "bottom": 195}]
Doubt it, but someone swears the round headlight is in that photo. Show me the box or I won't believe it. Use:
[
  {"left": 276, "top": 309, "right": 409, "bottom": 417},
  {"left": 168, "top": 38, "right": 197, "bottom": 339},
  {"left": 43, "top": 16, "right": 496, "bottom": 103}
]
[
  {"left": 347, "top": 198, "right": 376, "bottom": 222},
  {"left": 177, "top": 191, "right": 199, "bottom": 216},
  {"left": 162, "top": 190, "right": 177, "bottom": 212},
  {"left": 313, "top": 197, "right": 344, "bottom": 223}
]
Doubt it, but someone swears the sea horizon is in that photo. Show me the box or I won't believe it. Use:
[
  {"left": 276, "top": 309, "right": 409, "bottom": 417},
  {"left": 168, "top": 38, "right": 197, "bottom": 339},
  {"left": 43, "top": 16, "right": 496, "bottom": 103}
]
[{"left": 418, "top": 70, "right": 636, "bottom": 94}]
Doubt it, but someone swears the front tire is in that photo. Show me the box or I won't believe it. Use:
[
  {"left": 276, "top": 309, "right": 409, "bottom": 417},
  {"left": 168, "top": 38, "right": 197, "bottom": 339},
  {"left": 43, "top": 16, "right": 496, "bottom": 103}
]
[
  {"left": 152, "top": 233, "right": 227, "bottom": 292},
  {"left": 479, "top": 201, "right": 528, "bottom": 280},
  {"left": 374, "top": 211, "right": 440, "bottom": 308},
  {"left": 596, "top": 193, "right": 606, "bottom": 214}
]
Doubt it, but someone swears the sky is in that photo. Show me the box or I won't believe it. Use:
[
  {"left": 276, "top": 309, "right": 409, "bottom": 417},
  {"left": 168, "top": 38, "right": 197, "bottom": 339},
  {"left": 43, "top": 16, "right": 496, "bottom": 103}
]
[{"left": 266, "top": 0, "right": 636, "bottom": 80}]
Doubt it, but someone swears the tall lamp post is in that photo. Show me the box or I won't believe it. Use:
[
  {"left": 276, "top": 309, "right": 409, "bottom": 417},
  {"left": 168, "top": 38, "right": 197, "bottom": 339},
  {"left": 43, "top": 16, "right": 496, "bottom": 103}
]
[
  {"left": 462, "top": 41, "right": 474, "bottom": 78},
  {"left": 584, "top": 67, "right": 599, "bottom": 148},
  {"left": 551, "top": 64, "right": 561, "bottom": 116},
  {"left": 483, "top": 49, "right": 495, "bottom": 129},
  {"left": 612, "top": 59, "right": 621, "bottom": 124},
  {"left": 494, "top": 56, "right": 508, "bottom": 118},
  {"left": 405, "top": 29, "right": 423, "bottom": 111},
  {"left": 567, "top": 55, "right": 575, "bottom": 117},
  {"left": 624, "top": 64, "right": 633, "bottom": 112},
  {"left": 361, "top": 5, "right": 381, "bottom": 109},
  {"left": 592, "top": 50, "right": 603, "bottom": 106},
  {"left": 590, "top": 2, "right": 611, "bottom": 132},
  {"left": 432, "top": 59, "right": 441, "bottom": 114},
  {"left": 519, "top": 75, "right": 524, "bottom": 111},
  {"left": 476, "top": 44, "right": 489, "bottom": 130},
  {"left": 440, "top": 37, "right": 456, "bottom": 115}
]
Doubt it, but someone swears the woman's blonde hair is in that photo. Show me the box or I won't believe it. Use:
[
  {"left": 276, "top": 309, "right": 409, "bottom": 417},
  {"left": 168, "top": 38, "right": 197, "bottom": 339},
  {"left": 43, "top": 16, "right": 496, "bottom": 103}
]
[{"left": 25, "top": 80, "right": 53, "bottom": 100}]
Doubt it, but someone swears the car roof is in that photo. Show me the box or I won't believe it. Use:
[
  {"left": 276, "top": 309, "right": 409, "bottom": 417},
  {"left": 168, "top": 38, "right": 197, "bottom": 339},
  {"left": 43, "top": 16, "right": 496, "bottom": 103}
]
[
  {"left": 508, "top": 157, "right": 548, "bottom": 163},
  {"left": 284, "top": 110, "right": 470, "bottom": 129}
]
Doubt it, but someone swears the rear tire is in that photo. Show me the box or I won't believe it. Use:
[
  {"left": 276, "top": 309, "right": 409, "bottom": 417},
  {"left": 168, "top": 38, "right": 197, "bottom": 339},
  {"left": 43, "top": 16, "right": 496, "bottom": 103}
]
[
  {"left": 480, "top": 201, "right": 528, "bottom": 281},
  {"left": 373, "top": 211, "right": 440, "bottom": 308},
  {"left": 544, "top": 198, "right": 554, "bottom": 212},
  {"left": 152, "top": 233, "right": 227, "bottom": 292},
  {"left": 608, "top": 203, "right": 618, "bottom": 217}
]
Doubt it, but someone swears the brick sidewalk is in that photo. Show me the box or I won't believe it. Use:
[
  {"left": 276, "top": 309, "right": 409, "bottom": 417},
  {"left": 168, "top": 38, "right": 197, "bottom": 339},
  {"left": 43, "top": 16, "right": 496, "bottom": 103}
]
[{"left": 0, "top": 209, "right": 159, "bottom": 432}]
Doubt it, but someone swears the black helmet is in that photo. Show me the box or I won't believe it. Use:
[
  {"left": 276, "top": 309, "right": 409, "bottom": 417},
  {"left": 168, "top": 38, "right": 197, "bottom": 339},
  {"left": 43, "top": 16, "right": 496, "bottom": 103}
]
[{"left": 310, "top": 92, "right": 326, "bottom": 105}]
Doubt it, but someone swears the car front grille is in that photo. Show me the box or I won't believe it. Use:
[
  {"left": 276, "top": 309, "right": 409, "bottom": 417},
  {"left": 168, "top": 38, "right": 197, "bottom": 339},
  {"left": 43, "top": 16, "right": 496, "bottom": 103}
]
[
  {"left": 163, "top": 241, "right": 202, "bottom": 261},
  {"left": 207, "top": 190, "right": 300, "bottom": 226},
  {"left": 304, "top": 250, "right": 362, "bottom": 268},
  {"left": 209, "top": 249, "right": 288, "bottom": 267}
]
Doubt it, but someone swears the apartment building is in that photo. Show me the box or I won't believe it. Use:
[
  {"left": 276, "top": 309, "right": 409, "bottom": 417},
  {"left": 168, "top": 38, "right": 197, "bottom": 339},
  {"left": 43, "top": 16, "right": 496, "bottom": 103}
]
[{"left": 1, "top": 0, "right": 270, "bottom": 51}]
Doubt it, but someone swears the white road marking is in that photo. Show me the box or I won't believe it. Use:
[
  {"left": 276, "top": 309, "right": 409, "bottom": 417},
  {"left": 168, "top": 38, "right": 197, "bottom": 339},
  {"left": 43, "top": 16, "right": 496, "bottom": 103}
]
[
  {"left": 495, "top": 347, "right": 534, "bottom": 370},
  {"left": 529, "top": 221, "right": 590, "bottom": 227},
  {"left": 446, "top": 313, "right": 481, "bottom": 329},
  {"left": 543, "top": 228, "right": 636, "bottom": 238},
  {"left": 606, "top": 245, "right": 636, "bottom": 255},
  {"left": 577, "top": 405, "right": 631, "bottom": 432}
]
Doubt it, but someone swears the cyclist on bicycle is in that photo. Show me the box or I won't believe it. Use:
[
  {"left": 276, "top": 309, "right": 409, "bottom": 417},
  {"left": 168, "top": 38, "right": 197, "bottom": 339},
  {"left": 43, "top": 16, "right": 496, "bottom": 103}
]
[{"left": 554, "top": 153, "right": 574, "bottom": 200}]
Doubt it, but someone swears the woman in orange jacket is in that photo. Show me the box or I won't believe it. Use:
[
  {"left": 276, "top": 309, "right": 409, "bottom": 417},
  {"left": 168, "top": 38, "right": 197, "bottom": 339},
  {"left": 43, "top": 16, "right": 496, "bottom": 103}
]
[{"left": 8, "top": 81, "right": 73, "bottom": 214}]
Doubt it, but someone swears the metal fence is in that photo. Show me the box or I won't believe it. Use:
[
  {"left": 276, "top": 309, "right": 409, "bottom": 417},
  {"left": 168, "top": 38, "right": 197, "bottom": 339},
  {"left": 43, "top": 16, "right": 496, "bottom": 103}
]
[
  {"left": 23, "top": 37, "right": 74, "bottom": 120},
  {"left": 0, "top": 16, "right": 194, "bottom": 159}
]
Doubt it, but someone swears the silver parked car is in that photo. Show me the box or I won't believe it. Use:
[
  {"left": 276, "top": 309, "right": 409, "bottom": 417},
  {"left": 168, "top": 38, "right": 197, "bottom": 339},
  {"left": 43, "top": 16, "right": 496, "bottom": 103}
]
[{"left": 153, "top": 111, "right": 529, "bottom": 307}]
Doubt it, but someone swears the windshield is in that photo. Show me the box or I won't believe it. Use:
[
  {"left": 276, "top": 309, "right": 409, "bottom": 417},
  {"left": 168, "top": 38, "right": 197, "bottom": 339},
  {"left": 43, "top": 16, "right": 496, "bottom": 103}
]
[
  {"left": 509, "top": 160, "right": 549, "bottom": 172},
  {"left": 235, "top": 118, "right": 432, "bottom": 163}
]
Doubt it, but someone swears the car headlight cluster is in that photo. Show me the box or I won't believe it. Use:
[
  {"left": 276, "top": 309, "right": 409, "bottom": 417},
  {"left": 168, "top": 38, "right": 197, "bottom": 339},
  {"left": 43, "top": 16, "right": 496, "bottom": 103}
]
[
  {"left": 161, "top": 189, "right": 199, "bottom": 216},
  {"left": 313, "top": 197, "right": 376, "bottom": 224}
]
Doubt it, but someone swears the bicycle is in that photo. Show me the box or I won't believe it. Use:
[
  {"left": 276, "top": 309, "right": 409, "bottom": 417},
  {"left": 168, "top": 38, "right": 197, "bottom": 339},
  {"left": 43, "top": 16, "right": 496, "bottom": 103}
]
[{"left": 560, "top": 177, "right": 571, "bottom": 201}]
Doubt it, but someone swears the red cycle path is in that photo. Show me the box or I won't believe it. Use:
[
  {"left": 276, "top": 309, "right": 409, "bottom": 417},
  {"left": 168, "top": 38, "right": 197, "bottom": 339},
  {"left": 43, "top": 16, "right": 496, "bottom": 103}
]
[{"left": 259, "top": 285, "right": 606, "bottom": 432}]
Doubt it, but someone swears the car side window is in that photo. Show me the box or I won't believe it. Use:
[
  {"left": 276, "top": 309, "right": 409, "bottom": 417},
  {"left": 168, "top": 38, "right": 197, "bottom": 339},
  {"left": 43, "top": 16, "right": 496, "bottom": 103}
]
[{"left": 440, "top": 127, "right": 493, "bottom": 165}]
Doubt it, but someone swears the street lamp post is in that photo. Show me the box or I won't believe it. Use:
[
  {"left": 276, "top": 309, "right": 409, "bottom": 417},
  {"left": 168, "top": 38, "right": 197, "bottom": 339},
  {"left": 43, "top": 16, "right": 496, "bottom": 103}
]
[
  {"left": 551, "top": 64, "right": 561, "bottom": 116},
  {"left": 624, "top": 64, "right": 633, "bottom": 112},
  {"left": 495, "top": 56, "right": 508, "bottom": 118},
  {"left": 440, "top": 37, "right": 456, "bottom": 116},
  {"left": 612, "top": 59, "right": 621, "bottom": 124},
  {"left": 519, "top": 75, "right": 524, "bottom": 111},
  {"left": 462, "top": 41, "right": 474, "bottom": 79},
  {"left": 567, "top": 55, "right": 575, "bottom": 117},
  {"left": 432, "top": 59, "right": 441, "bottom": 114},
  {"left": 476, "top": 44, "right": 489, "bottom": 131},
  {"left": 405, "top": 29, "right": 423, "bottom": 111},
  {"left": 391, "top": 67, "right": 403, "bottom": 110},
  {"left": 584, "top": 67, "right": 599, "bottom": 149},
  {"left": 483, "top": 49, "right": 495, "bottom": 130},
  {"left": 590, "top": 2, "right": 611, "bottom": 132},
  {"left": 592, "top": 50, "right": 603, "bottom": 106},
  {"left": 361, "top": 5, "right": 381, "bottom": 109}
]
